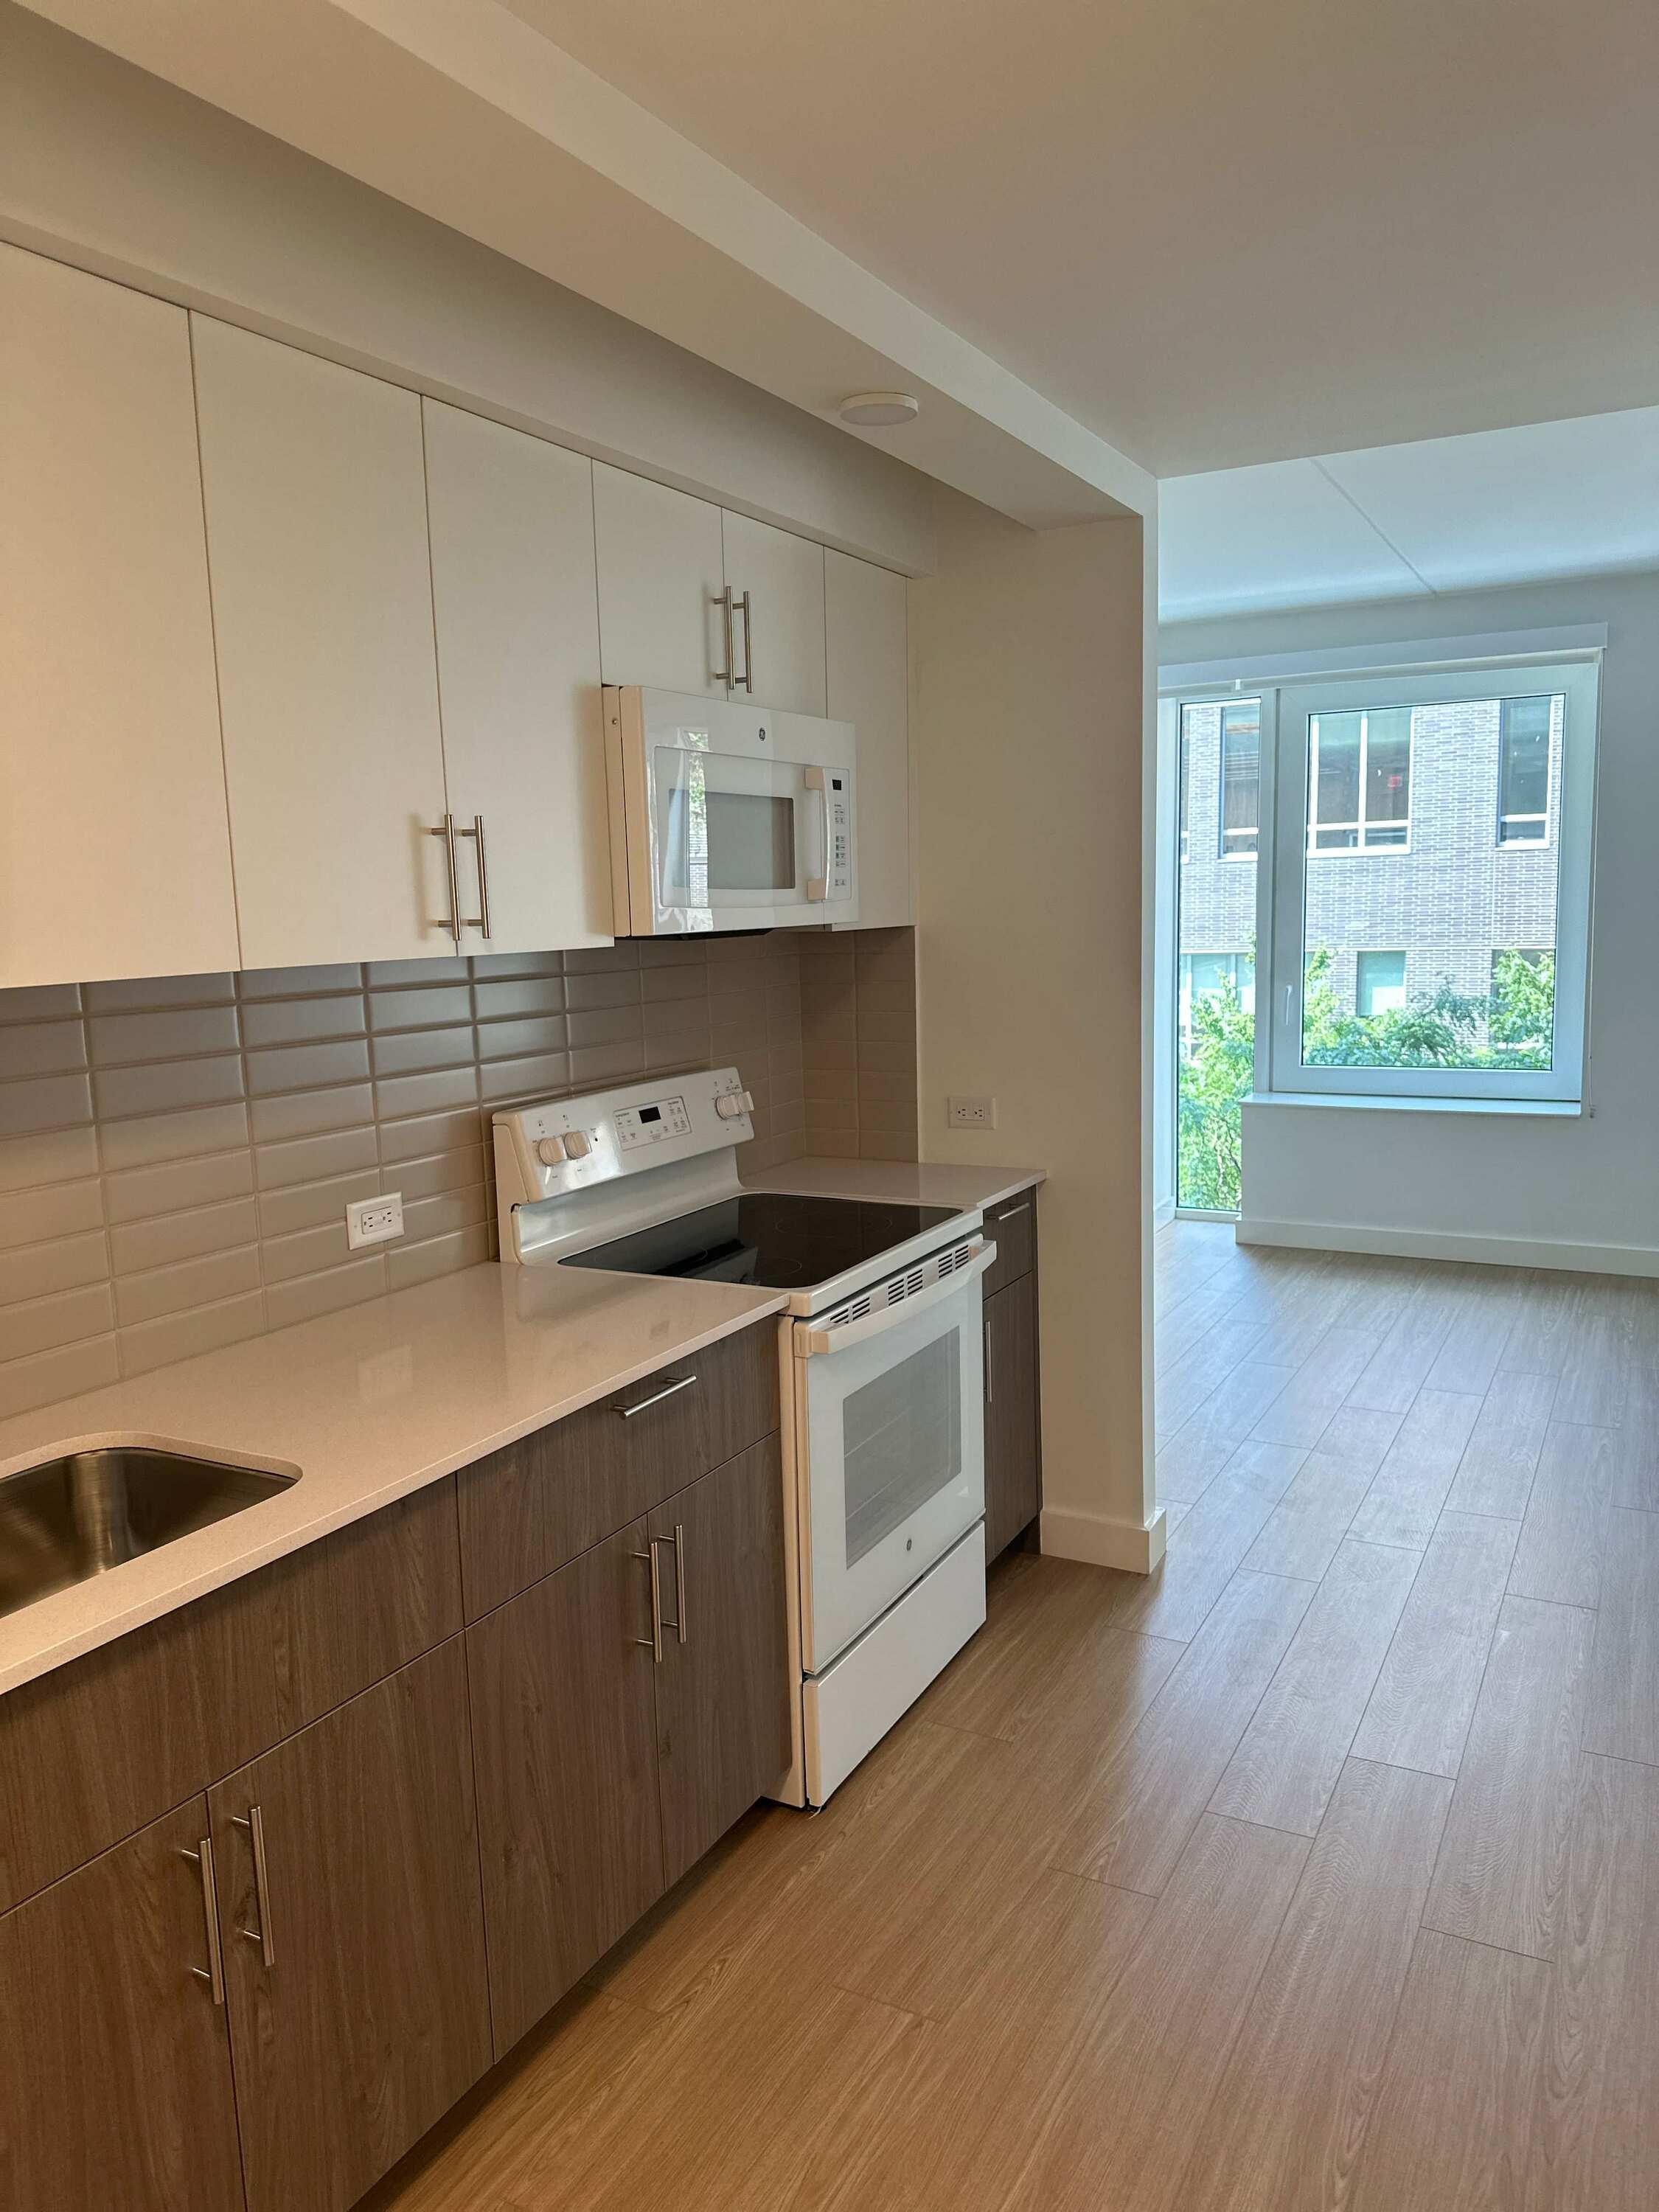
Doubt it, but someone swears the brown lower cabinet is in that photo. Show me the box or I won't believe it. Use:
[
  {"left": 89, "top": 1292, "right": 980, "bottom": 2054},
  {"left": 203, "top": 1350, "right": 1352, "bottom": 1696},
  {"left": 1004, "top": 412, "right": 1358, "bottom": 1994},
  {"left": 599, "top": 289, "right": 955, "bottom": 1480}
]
[
  {"left": 983, "top": 1269, "right": 1041, "bottom": 1559},
  {"left": 209, "top": 1638, "right": 493, "bottom": 2212},
  {"left": 469, "top": 1432, "right": 790, "bottom": 2049},
  {"left": 0, "top": 1795, "right": 245, "bottom": 2212},
  {"left": 0, "top": 1324, "right": 790, "bottom": 2212}
]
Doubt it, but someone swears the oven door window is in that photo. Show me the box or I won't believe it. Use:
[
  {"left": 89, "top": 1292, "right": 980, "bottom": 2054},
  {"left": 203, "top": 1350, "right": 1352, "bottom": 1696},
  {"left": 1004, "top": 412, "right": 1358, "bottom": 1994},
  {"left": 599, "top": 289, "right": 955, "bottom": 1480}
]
[{"left": 843, "top": 1334, "right": 962, "bottom": 1567}]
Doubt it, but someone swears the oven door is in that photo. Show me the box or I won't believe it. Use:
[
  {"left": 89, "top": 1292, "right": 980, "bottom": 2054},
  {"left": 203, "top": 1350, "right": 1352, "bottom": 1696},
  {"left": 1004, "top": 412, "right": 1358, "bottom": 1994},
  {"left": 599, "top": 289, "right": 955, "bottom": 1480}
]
[{"left": 793, "top": 1245, "right": 992, "bottom": 1674}]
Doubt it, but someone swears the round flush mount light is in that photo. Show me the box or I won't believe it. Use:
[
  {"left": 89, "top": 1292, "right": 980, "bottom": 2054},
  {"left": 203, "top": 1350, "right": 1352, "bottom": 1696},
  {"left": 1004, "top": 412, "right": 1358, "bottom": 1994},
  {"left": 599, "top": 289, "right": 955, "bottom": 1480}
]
[{"left": 838, "top": 391, "right": 920, "bottom": 428}]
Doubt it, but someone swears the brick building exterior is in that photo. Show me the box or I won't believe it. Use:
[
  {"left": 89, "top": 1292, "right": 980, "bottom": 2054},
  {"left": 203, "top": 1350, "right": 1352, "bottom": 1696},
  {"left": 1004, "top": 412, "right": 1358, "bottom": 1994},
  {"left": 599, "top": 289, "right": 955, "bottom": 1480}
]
[{"left": 1178, "top": 695, "right": 1562, "bottom": 1035}]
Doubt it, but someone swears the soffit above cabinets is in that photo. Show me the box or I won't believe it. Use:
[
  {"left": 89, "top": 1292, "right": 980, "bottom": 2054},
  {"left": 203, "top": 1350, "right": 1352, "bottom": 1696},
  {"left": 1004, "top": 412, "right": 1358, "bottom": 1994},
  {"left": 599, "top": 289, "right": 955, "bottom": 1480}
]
[{"left": 1161, "top": 406, "right": 1659, "bottom": 622}]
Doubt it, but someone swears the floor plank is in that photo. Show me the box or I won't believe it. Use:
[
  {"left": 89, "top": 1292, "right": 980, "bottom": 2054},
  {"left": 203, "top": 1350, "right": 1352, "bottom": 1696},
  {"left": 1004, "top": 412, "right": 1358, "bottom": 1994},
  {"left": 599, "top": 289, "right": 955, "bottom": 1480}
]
[
  {"left": 1547, "top": 1753, "right": 1659, "bottom": 2212},
  {"left": 1423, "top": 1594, "right": 1595, "bottom": 1960},
  {"left": 1443, "top": 1368, "right": 1557, "bottom": 1519},
  {"left": 1552, "top": 1281, "right": 1638, "bottom": 1428},
  {"left": 1001, "top": 1815, "right": 1310, "bottom": 2212},
  {"left": 1172, "top": 1758, "right": 1454, "bottom": 2212},
  {"left": 1052, "top": 1568, "right": 1313, "bottom": 1896},
  {"left": 1349, "top": 1509, "right": 1517, "bottom": 1779},
  {"left": 1603, "top": 1364, "right": 1659, "bottom": 1510},
  {"left": 1241, "top": 1449, "right": 1377, "bottom": 1582},
  {"left": 1348, "top": 1280, "right": 1461, "bottom": 1413},
  {"left": 1582, "top": 1503, "right": 1659, "bottom": 1764},
  {"left": 1347, "top": 1386, "right": 1484, "bottom": 1550},
  {"left": 1100, "top": 1439, "right": 1307, "bottom": 1641},
  {"left": 1208, "top": 1537, "right": 1419, "bottom": 1834},
  {"left": 818, "top": 1869, "right": 1153, "bottom": 2212},
  {"left": 1349, "top": 1929, "right": 1553, "bottom": 2212},
  {"left": 1249, "top": 1324, "right": 1376, "bottom": 1450},
  {"left": 1423, "top": 1271, "right": 1523, "bottom": 1396},
  {"left": 1509, "top": 1422, "right": 1617, "bottom": 1610}
]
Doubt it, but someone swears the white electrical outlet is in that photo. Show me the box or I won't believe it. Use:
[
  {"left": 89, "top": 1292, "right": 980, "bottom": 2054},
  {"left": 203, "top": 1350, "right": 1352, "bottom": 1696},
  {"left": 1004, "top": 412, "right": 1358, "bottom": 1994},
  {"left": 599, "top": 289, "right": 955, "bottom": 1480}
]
[
  {"left": 947, "top": 1096, "right": 998, "bottom": 1130},
  {"left": 346, "top": 1192, "right": 403, "bottom": 1249}
]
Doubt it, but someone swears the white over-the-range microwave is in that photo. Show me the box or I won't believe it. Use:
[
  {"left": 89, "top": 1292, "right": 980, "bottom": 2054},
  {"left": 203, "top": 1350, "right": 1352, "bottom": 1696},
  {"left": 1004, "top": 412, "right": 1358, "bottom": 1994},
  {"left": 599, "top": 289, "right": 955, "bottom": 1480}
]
[{"left": 602, "top": 685, "right": 857, "bottom": 934}]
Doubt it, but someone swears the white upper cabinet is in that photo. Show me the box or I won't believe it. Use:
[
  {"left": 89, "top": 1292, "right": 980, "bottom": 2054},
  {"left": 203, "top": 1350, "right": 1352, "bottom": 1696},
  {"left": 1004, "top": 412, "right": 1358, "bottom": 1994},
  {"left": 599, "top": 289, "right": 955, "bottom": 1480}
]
[
  {"left": 192, "top": 318, "right": 453, "bottom": 972},
  {"left": 422, "top": 401, "right": 612, "bottom": 953},
  {"left": 721, "top": 512, "right": 828, "bottom": 717},
  {"left": 0, "top": 246, "right": 239, "bottom": 988},
  {"left": 593, "top": 465, "right": 727, "bottom": 698},
  {"left": 826, "top": 552, "right": 911, "bottom": 928}
]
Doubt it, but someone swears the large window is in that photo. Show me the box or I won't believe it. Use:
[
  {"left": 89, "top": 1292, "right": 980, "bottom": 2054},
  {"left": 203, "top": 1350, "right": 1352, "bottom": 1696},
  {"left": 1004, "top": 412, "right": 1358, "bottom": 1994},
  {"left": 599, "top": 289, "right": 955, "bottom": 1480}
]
[
  {"left": 1219, "top": 702, "right": 1260, "bottom": 857},
  {"left": 1271, "top": 661, "right": 1595, "bottom": 1101}
]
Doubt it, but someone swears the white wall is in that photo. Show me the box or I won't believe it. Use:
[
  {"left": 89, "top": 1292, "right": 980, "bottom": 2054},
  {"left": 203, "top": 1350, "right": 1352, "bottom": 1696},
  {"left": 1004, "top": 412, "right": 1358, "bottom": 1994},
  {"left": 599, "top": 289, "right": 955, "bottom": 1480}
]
[
  {"left": 0, "top": 2, "right": 933, "bottom": 574},
  {"left": 913, "top": 493, "right": 1160, "bottom": 1569},
  {"left": 1161, "top": 571, "right": 1659, "bottom": 1273}
]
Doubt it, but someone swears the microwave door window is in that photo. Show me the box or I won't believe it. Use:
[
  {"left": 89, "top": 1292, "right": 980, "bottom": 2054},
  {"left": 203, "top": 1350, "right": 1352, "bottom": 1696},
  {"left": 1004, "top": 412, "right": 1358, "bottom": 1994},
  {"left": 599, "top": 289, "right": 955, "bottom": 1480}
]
[{"left": 705, "top": 790, "right": 796, "bottom": 891}]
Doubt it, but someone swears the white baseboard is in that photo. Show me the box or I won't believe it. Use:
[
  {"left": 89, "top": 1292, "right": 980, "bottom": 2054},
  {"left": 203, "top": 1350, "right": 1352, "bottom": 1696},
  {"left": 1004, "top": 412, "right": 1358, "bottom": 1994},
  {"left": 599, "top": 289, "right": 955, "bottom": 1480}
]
[
  {"left": 1152, "top": 1196, "right": 1177, "bottom": 1230},
  {"left": 1040, "top": 1503, "right": 1167, "bottom": 1574},
  {"left": 1238, "top": 1214, "right": 1659, "bottom": 1280}
]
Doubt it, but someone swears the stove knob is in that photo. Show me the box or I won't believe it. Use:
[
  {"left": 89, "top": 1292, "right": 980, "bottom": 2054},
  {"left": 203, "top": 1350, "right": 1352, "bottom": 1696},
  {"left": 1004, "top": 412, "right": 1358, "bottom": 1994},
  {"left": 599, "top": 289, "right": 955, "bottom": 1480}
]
[
  {"left": 563, "top": 1130, "right": 592, "bottom": 1158},
  {"left": 715, "top": 1090, "right": 754, "bottom": 1120},
  {"left": 535, "top": 1137, "right": 567, "bottom": 1166}
]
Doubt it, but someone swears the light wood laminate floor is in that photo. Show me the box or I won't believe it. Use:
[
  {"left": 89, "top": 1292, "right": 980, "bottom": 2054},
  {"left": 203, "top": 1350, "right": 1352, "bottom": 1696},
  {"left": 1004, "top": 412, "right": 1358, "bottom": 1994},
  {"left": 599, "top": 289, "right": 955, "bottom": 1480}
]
[{"left": 368, "top": 1225, "right": 1659, "bottom": 2211}]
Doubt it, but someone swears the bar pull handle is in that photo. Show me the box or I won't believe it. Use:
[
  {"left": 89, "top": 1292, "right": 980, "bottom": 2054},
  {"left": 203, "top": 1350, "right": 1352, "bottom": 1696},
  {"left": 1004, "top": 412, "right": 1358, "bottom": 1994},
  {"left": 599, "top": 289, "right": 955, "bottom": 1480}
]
[
  {"left": 179, "top": 1837, "right": 226, "bottom": 2005},
  {"left": 470, "top": 814, "right": 491, "bottom": 940},
  {"left": 735, "top": 589, "right": 754, "bottom": 693},
  {"left": 667, "top": 1522, "right": 688, "bottom": 1644},
  {"left": 992, "top": 1200, "right": 1032, "bottom": 1225},
  {"left": 428, "top": 813, "right": 463, "bottom": 945},
  {"left": 984, "top": 1312, "right": 995, "bottom": 1405},
  {"left": 452, "top": 816, "right": 490, "bottom": 938},
  {"left": 632, "top": 1542, "right": 664, "bottom": 1663},
  {"left": 232, "top": 1806, "right": 276, "bottom": 1968},
  {"left": 611, "top": 1372, "right": 698, "bottom": 1419},
  {"left": 713, "top": 586, "right": 735, "bottom": 688}
]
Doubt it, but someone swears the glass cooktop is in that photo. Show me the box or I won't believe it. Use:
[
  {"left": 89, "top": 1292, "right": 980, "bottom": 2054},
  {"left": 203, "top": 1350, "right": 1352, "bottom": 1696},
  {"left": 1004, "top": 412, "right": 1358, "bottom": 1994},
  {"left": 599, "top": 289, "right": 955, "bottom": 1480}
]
[{"left": 561, "top": 1192, "right": 961, "bottom": 1291}]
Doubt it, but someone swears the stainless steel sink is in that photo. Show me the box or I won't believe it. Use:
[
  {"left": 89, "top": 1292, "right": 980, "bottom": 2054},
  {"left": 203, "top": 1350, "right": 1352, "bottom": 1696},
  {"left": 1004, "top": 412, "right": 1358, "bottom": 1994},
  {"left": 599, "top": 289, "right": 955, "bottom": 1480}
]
[{"left": 0, "top": 1447, "right": 298, "bottom": 1622}]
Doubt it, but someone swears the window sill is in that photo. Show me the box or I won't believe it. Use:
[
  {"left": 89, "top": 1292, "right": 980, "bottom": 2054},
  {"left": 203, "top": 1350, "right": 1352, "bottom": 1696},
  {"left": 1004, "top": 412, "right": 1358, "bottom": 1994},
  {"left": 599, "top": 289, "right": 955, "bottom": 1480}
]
[{"left": 1247, "top": 1093, "right": 1584, "bottom": 1119}]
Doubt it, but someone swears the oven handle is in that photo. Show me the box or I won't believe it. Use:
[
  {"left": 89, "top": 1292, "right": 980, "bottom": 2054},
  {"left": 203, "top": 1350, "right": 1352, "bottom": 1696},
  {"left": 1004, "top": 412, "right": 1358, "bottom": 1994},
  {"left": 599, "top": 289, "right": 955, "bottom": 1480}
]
[{"left": 794, "top": 1241, "right": 995, "bottom": 1357}]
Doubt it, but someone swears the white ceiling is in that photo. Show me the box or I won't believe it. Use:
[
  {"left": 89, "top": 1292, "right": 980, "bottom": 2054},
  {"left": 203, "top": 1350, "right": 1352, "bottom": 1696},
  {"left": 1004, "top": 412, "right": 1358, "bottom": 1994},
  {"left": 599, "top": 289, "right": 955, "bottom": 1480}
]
[
  {"left": 1159, "top": 406, "right": 1659, "bottom": 623},
  {"left": 503, "top": 0, "right": 1659, "bottom": 476}
]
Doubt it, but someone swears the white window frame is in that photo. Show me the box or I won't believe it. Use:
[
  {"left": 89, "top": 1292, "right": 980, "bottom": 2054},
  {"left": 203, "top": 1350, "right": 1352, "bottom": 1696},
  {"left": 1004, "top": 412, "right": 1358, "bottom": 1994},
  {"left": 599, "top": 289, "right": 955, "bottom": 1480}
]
[
  {"left": 1306, "top": 707, "right": 1413, "bottom": 855},
  {"left": 1268, "top": 658, "right": 1599, "bottom": 1102}
]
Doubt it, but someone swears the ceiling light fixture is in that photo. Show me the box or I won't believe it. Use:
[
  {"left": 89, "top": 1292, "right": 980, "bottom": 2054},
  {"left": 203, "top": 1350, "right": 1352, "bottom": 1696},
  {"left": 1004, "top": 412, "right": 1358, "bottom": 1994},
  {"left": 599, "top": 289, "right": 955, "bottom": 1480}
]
[{"left": 838, "top": 391, "right": 920, "bottom": 428}]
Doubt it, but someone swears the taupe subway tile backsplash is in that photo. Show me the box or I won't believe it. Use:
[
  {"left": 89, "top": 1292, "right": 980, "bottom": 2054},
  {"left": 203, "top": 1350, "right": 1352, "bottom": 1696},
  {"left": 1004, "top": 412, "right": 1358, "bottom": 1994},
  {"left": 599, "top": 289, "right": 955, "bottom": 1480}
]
[{"left": 0, "top": 930, "right": 919, "bottom": 1421}]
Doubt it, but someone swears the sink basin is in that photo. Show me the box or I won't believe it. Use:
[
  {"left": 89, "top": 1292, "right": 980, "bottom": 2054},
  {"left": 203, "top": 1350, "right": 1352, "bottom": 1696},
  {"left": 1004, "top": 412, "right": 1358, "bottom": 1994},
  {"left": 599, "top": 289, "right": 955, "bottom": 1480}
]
[{"left": 0, "top": 1446, "right": 298, "bottom": 1622}]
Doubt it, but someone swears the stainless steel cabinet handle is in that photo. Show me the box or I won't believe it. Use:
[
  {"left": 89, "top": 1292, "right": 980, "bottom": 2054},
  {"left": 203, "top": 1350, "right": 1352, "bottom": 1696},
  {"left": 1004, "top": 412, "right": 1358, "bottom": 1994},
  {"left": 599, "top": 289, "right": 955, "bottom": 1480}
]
[
  {"left": 670, "top": 1522, "right": 688, "bottom": 1644},
  {"left": 428, "top": 814, "right": 463, "bottom": 945},
  {"left": 179, "top": 1837, "right": 226, "bottom": 2005},
  {"left": 232, "top": 1805, "right": 276, "bottom": 1968},
  {"left": 735, "top": 589, "right": 754, "bottom": 693},
  {"left": 984, "top": 1312, "right": 994, "bottom": 1405},
  {"left": 713, "top": 586, "right": 735, "bottom": 687},
  {"left": 632, "top": 1542, "right": 664, "bottom": 1663},
  {"left": 470, "top": 814, "right": 492, "bottom": 939},
  {"left": 611, "top": 1372, "right": 698, "bottom": 1419},
  {"left": 992, "top": 1201, "right": 1032, "bottom": 1225}
]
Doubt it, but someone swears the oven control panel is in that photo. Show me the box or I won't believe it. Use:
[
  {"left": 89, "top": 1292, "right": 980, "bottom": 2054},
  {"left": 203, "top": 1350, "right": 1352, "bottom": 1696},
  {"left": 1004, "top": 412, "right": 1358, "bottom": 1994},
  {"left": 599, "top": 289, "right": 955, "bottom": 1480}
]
[
  {"left": 614, "top": 1094, "right": 692, "bottom": 1150},
  {"left": 493, "top": 1067, "right": 755, "bottom": 1222}
]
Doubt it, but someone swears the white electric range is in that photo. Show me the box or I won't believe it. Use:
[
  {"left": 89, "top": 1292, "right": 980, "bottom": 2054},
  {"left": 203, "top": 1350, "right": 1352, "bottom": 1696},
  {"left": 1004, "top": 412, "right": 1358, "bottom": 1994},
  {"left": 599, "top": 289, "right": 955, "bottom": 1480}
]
[{"left": 493, "top": 1067, "right": 993, "bottom": 1805}]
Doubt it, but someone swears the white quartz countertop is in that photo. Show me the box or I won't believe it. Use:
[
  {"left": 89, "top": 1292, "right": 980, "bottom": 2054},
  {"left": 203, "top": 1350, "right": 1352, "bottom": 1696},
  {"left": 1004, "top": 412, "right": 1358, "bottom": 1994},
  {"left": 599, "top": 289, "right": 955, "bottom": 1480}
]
[
  {"left": 741, "top": 1156, "right": 1045, "bottom": 1214},
  {"left": 0, "top": 1263, "right": 786, "bottom": 1699}
]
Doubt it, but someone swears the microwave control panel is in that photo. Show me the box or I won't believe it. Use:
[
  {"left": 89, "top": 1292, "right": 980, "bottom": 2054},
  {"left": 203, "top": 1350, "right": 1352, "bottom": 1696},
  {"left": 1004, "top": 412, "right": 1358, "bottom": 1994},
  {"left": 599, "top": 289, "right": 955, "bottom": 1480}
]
[{"left": 806, "top": 765, "right": 854, "bottom": 902}]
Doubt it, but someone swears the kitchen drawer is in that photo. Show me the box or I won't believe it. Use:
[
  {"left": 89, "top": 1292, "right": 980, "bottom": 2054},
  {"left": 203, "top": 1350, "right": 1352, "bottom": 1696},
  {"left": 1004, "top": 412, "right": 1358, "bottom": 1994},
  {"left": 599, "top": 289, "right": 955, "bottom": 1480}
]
[
  {"left": 456, "top": 1321, "right": 780, "bottom": 1619},
  {"left": 0, "top": 1480, "right": 462, "bottom": 1916},
  {"left": 981, "top": 1189, "right": 1037, "bottom": 1298}
]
